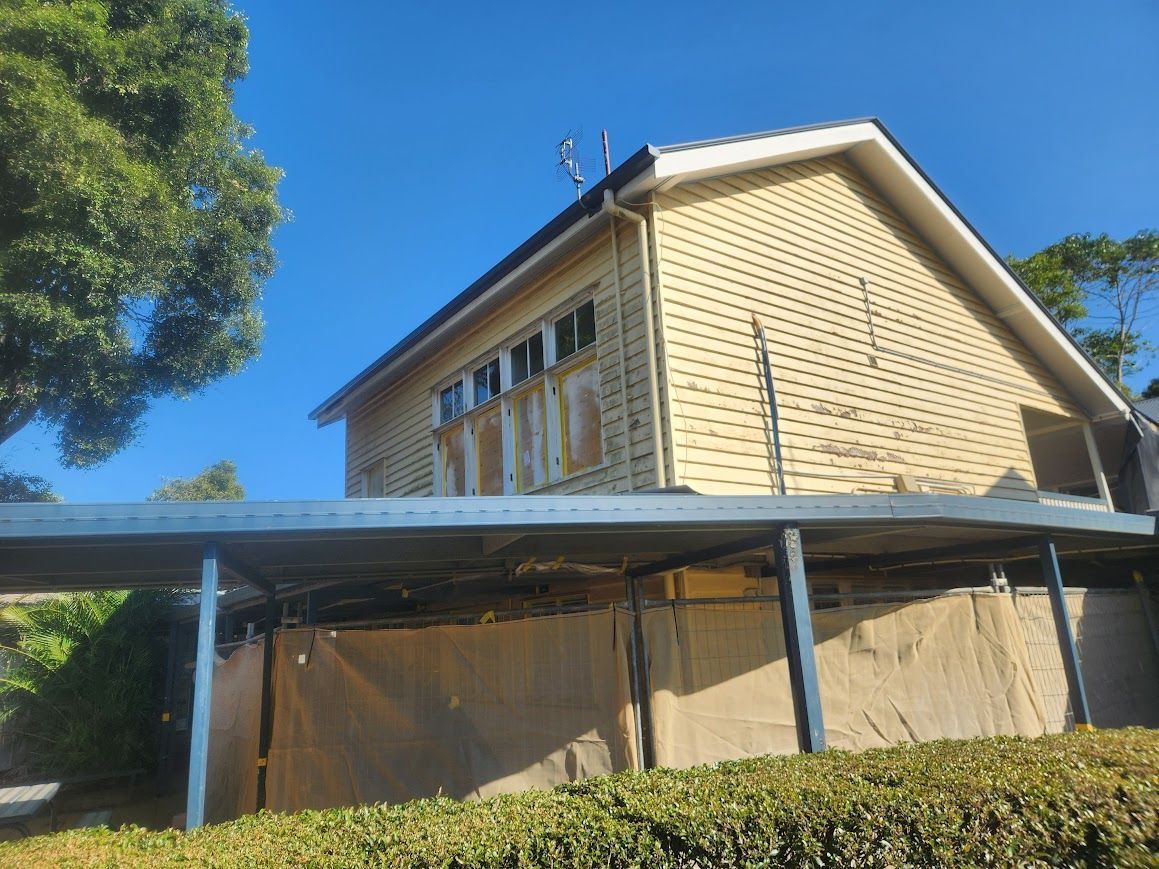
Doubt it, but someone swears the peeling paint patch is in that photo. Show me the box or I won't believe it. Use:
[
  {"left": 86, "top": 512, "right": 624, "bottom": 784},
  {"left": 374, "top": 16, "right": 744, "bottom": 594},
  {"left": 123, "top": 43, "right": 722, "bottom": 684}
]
[{"left": 818, "top": 444, "right": 884, "bottom": 461}]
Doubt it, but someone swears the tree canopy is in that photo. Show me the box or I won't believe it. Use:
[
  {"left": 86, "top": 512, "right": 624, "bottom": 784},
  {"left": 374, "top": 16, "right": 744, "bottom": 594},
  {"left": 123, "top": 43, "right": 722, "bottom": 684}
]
[
  {"left": 1008, "top": 231, "right": 1158, "bottom": 391},
  {"left": 0, "top": 464, "right": 60, "bottom": 502},
  {"left": 0, "top": 0, "right": 283, "bottom": 468},
  {"left": 147, "top": 458, "right": 244, "bottom": 501}
]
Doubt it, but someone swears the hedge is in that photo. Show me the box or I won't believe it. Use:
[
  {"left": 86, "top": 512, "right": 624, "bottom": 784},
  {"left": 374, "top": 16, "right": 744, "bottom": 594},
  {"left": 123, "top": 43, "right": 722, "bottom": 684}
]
[{"left": 5, "top": 729, "right": 1157, "bottom": 867}]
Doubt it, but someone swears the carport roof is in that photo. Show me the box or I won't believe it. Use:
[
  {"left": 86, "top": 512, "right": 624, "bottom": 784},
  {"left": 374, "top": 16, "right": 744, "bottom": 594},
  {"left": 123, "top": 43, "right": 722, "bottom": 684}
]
[{"left": 0, "top": 494, "right": 1153, "bottom": 595}]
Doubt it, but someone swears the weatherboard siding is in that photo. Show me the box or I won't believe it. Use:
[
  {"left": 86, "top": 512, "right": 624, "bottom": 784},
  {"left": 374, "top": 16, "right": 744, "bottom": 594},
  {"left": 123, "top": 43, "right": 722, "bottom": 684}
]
[
  {"left": 344, "top": 225, "right": 664, "bottom": 498},
  {"left": 654, "top": 156, "right": 1083, "bottom": 498}
]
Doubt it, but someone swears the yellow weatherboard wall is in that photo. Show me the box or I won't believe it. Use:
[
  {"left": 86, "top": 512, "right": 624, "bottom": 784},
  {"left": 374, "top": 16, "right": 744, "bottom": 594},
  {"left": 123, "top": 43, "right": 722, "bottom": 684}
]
[
  {"left": 654, "top": 156, "right": 1082, "bottom": 498},
  {"left": 344, "top": 224, "right": 663, "bottom": 497}
]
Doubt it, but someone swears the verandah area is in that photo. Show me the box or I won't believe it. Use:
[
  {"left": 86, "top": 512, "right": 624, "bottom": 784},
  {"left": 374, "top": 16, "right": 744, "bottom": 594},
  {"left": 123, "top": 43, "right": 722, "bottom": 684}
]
[{"left": 0, "top": 493, "right": 1155, "bottom": 829}]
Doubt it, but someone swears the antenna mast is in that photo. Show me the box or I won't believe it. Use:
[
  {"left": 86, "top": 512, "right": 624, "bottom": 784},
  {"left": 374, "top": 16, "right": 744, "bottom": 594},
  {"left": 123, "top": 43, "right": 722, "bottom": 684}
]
[{"left": 557, "top": 132, "right": 585, "bottom": 202}]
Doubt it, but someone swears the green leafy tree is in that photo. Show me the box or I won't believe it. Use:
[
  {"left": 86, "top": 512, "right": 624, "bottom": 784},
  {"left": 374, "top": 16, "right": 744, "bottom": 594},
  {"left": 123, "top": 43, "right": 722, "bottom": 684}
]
[
  {"left": 0, "top": 0, "right": 283, "bottom": 469},
  {"left": 0, "top": 459, "right": 243, "bottom": 774},
  {"left": 1008, "top": 231, "right": 1159, "bottom": 389},
  {"left": 1142, "top": 379, "right": 1159, "bottom": 400},
  {"left": 0, "top": 590, "right": 172, "bottom": 774},
  {"left": 0, "top": 464, "right": 59, "bottom": 502},
  {"left": 147, "top": 458, "right": 244, "bottom": 501}
]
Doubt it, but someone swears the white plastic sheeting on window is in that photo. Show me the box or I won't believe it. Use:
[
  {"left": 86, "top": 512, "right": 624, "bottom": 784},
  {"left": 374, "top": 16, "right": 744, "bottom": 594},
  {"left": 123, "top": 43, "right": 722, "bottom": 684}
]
[
  {"left": 439, "top": 425, "right": 466, "bottom": 497},
  {"left": 514, "top": 385, "right": 548, "bottom": 491},
  {"left": 559, "top": 360, "right": 602, "bottom": 476}
]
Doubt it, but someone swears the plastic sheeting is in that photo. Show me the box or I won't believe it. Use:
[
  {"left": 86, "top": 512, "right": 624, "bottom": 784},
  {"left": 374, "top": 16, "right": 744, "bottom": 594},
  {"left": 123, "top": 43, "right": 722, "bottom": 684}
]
[
  {"left": 265, "top": 608, "right": 636, "bottom": 813},
  {"left": 205, "top": 641, "right": 263, "bottom": 824},
  {"left": 201, "top": 589, "right": 1158, "bottom": 821},
  {"left": 1014, "top": 589, "right": 1159, "bottom": 731},
  {"left": 644, "top": 594, "right": 1046, "bottom": 768}
]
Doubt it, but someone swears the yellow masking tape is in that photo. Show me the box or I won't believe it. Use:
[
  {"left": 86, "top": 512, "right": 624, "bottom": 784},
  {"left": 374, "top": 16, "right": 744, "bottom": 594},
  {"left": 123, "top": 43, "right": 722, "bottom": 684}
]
[
  {"left": 1075, "top": 723, "right": 1096, "bottom": 732},
  {"left": 161, "top": 711, "right": 171, "bottom": 723},
  {"left": 257, "top": 757, "right": 268, "bottom": 768}
]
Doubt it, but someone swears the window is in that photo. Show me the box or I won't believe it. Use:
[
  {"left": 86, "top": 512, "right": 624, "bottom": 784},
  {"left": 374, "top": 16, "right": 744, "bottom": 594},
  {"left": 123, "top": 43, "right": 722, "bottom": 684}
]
[
  {"left": 558, "top": 358, "right": 602, "bottom": 475},
  {"left": 474, "top": 405, "right": 504, "bottom": 495},
  {"left": 554, "top": 299, "right": 596, "bottom": 362},
  {"left": 439, "top": 424, "right": 466, "bottom": 496},
  {"left": 432, "top": 296, "right": 603, "bottom": 497},
  {"left": 439, "top": 380, "right": 464, "bottom": 425},
  {"left": 473, "top": 358, "right": 501, "bottom": 405},
  {"left": 514, "top": 384, "right": 549, "bottom": 491},
  {"left": 362, "top": 461, "right": 385, "bottom": 498},
  {"left": 510, "top": 332, "right": 544, "bottom": 386}
]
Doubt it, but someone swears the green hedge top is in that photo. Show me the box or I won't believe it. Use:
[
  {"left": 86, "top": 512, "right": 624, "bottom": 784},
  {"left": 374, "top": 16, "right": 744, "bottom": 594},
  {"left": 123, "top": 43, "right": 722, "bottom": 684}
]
[{"left": 6, "top": 729, "right": 1158, "bottom": 868}]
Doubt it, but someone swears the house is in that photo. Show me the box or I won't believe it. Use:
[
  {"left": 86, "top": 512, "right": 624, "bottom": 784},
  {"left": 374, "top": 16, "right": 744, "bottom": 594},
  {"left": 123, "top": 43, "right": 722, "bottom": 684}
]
[
  {"left": 1, "top": 120, "right": 1156, "bottom": 829},
  {"left": 312, "top": 119, "right": 1131, "bottom": 515},
  {"left": 305, "top": 118, "right": 1150, "bottom": 605}
]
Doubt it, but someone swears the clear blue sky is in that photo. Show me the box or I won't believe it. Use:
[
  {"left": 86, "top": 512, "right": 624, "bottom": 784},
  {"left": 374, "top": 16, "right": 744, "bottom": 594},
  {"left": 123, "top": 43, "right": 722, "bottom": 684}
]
[{"left": 5, "top": 0, "right": 1157, "bottom": 502}]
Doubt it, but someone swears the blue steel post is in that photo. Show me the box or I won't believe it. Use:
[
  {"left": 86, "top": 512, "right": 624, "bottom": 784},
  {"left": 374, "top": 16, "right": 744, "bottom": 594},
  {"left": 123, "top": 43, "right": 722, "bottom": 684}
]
[
  {"left": 255, "top": 593, "right": 277, "bottom": 811},
  {"left": 186, "top": 542, "right": 221, "bottom": 829},
  {"left": 1039, "top": 535, "right": 1093, "bottom": 730},
  {"left": 773, "top": 523, "right": 826, "bottom": 752}
]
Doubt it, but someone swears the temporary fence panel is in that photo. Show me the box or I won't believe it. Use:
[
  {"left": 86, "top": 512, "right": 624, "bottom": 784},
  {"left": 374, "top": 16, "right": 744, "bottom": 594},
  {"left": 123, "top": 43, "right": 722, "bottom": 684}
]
[
  {"left": 266, "top": 608, "right": 635, "bottom": 813},
  {"left": 644, "top": 593, "right": 1046, "bottom": 768},
  {"left": 204, "top": 641, "right": 263, "bottom": 824},
  {"left": 1014, "top": 588, "right": 1159, "bottom": 731}
]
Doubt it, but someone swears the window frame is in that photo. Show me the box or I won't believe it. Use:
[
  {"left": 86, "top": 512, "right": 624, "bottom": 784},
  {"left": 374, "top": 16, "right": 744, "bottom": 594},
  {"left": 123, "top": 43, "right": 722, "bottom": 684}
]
[{"left": 430, "top": 290, "right": 605, "bottom": 497}]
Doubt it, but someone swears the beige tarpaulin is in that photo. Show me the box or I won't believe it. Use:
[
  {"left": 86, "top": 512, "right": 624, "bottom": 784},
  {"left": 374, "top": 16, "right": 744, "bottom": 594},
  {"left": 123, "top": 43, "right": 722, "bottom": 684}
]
[
  {"left": 205, "top": 641, "right": 263, "bottom": 824},
  {"left": 644, "top": 594, "right": 1046, "bottom": 768},
  {"left": 266, "top": 608, "right": 635, "bottom": 813},
  {"left": 1014, "top": 589, "right": 1159, "bottom": 731}
]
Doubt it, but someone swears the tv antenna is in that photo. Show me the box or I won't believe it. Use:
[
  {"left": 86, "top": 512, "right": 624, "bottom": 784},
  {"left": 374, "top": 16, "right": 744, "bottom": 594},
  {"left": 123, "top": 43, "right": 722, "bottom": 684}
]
[{"left": 556, "top": 128, "right": 585, "bottom": 201}]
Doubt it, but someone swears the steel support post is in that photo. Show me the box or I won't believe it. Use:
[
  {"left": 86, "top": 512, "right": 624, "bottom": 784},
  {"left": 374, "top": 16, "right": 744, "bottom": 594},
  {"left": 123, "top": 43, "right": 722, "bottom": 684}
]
[
  {"left": 1039, "top": 535, "right": 1093, "bottom": 731},
  {"left": 625, "top": 575, "right": 656, "bottom": 769},
  {"left": 773, "top": 523, "right": 826, "bottom": 752},
  {"left": 186, "top": 542, "right": 220, "bottom": 829},
  {"left": 156, "top": 620, "right": 180, "bottom": 790},
  {"left": 255, "top": 593, "right": 277, "bottom": 811}
]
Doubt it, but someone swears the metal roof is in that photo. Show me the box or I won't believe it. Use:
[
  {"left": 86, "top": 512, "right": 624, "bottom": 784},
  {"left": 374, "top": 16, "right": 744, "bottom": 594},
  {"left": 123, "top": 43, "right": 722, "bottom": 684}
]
[
  {"left": 1135, "top": 397, "right": 1159, "bottom": 424},
  {"left": 0, "top": 494, "right": 1152, "bottom": 594}
]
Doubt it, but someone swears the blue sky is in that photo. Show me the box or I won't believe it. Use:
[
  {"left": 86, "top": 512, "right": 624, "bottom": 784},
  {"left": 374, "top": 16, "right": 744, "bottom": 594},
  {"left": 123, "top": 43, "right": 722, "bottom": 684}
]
[{"left": 5, "top": 0, "right": 1157, "bottom": 502}]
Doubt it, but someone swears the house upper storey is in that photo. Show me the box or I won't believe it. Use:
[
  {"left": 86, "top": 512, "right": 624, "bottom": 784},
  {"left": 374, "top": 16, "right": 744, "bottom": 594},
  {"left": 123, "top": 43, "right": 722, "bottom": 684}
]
[{"left": 311, "top": 119, "right": 1136, "bottom": 513}]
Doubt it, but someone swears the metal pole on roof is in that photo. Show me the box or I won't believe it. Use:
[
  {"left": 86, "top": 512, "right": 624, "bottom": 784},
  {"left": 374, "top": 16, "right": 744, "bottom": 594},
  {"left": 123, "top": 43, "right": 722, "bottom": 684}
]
[
  {"left": 185, "top": 542, "right": 221, "bottom": 830},
  {"left": 773, "top": 523, "right": 826, "bottom": 752},
  {"left": 1039, "top": 535, "right": 1094, "bottom": 731},
  {"left": 255, "top": 593, "right": 277, "bottom": 812}
]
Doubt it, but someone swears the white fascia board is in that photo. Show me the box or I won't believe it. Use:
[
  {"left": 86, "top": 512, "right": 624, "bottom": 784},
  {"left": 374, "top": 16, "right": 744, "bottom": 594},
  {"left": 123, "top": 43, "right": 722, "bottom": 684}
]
[
  {"left": 316, "top": 210, "right": 610, "bottom": 424},
  {"left": 629, "top": 122, "right": 1129, "bottom": 421}
]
